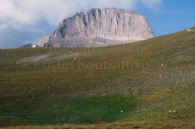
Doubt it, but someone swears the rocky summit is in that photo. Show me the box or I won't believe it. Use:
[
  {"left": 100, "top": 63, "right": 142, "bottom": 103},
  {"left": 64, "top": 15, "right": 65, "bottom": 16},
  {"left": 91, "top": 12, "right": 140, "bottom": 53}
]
[{"left": 33, "top": 8, "right": 154, "bottom": 47}]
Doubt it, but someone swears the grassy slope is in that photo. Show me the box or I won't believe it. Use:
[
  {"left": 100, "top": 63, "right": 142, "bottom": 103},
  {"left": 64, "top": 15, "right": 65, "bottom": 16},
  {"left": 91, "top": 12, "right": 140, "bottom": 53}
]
[{"left": 0, "top": 29, "right": 195, "bottom": 128}]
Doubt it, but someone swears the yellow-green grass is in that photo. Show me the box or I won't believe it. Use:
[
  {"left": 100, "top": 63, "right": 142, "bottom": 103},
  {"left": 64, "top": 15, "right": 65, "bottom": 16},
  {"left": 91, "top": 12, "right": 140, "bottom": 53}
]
[{"left": 0, "top": 29, "right": 195, "bottom": 128}]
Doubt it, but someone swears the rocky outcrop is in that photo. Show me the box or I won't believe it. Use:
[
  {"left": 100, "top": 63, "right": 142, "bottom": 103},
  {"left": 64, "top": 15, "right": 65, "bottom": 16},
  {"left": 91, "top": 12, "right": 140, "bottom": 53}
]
[
  {"left": 32, "top": 35, "right": 50, "bottom": 47},
  {"left": 34, "top": 8, "right": 154, "bottom": 47}
]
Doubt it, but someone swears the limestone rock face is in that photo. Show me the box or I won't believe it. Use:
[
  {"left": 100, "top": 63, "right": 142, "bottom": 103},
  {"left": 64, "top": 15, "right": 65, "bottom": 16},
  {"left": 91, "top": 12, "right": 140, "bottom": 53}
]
[{"left": 35, "top": 8, "right": 154, "bottom": 47}]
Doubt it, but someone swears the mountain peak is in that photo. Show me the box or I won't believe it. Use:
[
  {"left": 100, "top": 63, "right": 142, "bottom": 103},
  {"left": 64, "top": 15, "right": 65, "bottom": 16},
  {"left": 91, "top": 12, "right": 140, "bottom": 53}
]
[{"left": 34, "top": 8, "right": 154, "bottom": 47}]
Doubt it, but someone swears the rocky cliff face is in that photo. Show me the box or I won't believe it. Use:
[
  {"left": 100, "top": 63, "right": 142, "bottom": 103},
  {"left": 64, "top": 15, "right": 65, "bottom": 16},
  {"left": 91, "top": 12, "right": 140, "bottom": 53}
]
[{"left": 34, "top": 8, "right": 154, "bottom": 47}]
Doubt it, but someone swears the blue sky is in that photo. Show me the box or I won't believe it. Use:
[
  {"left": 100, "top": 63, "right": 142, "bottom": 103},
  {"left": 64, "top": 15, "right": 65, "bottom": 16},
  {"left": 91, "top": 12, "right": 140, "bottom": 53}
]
[
  {"left": 137, "top": 0, "right": 195, "bottom": 35},
  {"left": 0, "top": 0, "right": 194, "bottom": 48}
]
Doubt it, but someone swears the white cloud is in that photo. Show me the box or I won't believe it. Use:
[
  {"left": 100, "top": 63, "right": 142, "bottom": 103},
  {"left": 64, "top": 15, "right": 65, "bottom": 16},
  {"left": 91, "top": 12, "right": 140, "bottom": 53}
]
[
  {"left": 140, "top": 0, "right": 162, "bottom": 10},
  {"left": 0, "top": 0, "right": 34, "bottom": 25},
  {"left": 0, "top": 0, "right": 162, "bottom": 27}
]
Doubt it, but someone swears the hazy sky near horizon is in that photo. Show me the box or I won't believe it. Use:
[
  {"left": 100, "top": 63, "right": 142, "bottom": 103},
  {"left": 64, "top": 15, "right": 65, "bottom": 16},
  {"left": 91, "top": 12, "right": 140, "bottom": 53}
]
[{"left": 0, "top": 0, "right": 194, "bottom": 48}]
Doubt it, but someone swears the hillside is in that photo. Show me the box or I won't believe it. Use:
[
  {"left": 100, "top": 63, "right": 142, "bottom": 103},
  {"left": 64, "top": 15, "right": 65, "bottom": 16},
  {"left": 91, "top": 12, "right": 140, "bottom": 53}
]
[{"left": 0, "top": 29, "right": 195, "bottom": 128}]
